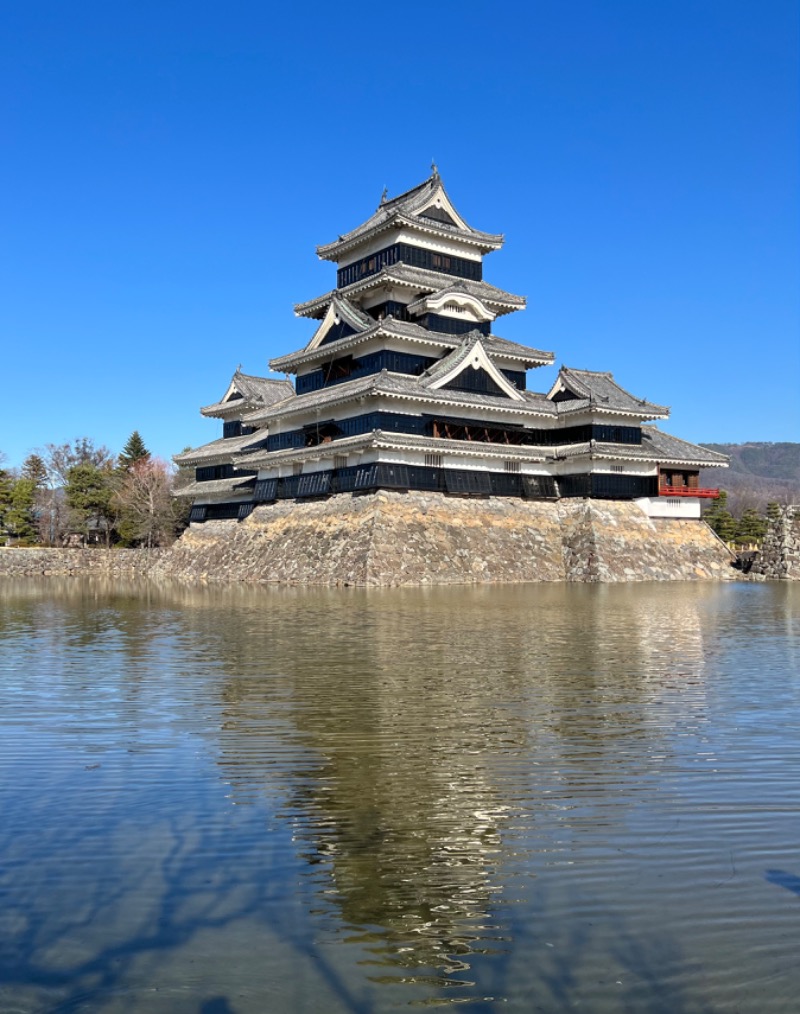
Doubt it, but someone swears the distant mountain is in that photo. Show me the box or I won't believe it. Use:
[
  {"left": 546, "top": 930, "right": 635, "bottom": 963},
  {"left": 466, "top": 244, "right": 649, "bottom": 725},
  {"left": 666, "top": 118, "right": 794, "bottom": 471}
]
[{"left": 699, "top": 442, "right": 800, "bottom": 514}]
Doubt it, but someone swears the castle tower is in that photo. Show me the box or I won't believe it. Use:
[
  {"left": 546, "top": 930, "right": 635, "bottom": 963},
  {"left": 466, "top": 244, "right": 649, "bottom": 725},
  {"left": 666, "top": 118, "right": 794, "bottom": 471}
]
[{"left": 176, "top": 172, "right": 726, "bottom": 522}]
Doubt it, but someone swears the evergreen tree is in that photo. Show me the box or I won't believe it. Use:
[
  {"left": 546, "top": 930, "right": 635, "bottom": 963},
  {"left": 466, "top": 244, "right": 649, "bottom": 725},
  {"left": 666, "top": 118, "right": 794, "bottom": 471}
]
[
  {"left": 5, "top": 478, "right": 38, "bottom": 544},
  {"left": 735, "top": 507, "right": 768, "bottom": 543},
  {"left": 65, "top": 462, "right": 116, "bottom": 546},
  {"left": 766, "top": 501, "right": 782, "bottom": 521},
  {"left": 118, "top": 431, "right": 150, "bottom": 471},
  {"left": 20, "top": 453, "right": 47, "bottom": 487},
  {"left": 0, "top": 467, "right": 13, "bottom": 539},
  {"left": 703, "top": 490, "right": 737, "bottom": 542}
]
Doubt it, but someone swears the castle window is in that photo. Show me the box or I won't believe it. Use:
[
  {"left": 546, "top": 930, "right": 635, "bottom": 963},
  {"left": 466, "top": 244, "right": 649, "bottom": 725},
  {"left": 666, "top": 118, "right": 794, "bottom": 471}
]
[
  {"left": 337, "top": 243, "right": 481, "bottom": 287},
  {"left": 504, "top": 461, "right": 521, "bottom": 473},
  {"left": 425, "top": 453, "right": 443, "bottom": 468},
  {"left": 611, "top": 465, "right": 624, "bottom": 473},
  {"left": 334, "top": 455, "right": 348, "bottom": 470}
]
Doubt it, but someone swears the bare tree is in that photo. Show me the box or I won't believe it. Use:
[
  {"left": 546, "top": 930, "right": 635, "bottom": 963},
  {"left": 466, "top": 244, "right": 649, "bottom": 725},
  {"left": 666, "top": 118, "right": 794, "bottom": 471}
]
[
  {"left": 42, "top": 438, "right": 113, "bottom": 487},
  {"left": 112, "top": 458, "right": 180, "bottom": 548},
  {"left": 33, "top": 439, "right": 114, "bottom": 545}
]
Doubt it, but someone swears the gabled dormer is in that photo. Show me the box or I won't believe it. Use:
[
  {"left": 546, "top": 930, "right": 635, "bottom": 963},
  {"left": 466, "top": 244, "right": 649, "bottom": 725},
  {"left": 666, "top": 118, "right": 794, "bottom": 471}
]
[
  {"left": 200, "top": 370, "right": 294, "bottom": 420},
  {"left": 303, "top": 296, "right": 375, "bottom": 353},
  {"left": 421, "top": 333, "right": 525, "bottom": 401},
  {"left": 547, "top": 367, "right": 669, "bottom": 419}
]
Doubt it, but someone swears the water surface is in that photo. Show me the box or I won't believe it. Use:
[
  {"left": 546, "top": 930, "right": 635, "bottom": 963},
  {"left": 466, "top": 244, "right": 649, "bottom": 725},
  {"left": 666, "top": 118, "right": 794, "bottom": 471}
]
[{"left": 0, "top": 579, "right": 798, "bottom": 1012}]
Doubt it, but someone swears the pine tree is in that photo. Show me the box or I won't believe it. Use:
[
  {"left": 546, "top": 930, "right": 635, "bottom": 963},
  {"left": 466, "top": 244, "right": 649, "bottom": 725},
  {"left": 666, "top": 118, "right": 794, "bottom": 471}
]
[
  {"left": 703, "top": 490, "right": 737, "bottom": 542},
  {"left": 118, "top": 431, "right": 150, "bottom": 471},
  {"left": 0, "top": 467, "right": 13, "bottom": 539},
  {"left": 6, "top": 478, "right": 38, "bottom": 544},
  {"left": 735, "top": 507, "right": 768, "bottom": 543},
  {"left": 65, "top": 462, "right": 116, "bottom": 546},
  {"left": 20, "top": 453, "right": 47, "bottom": 487}
]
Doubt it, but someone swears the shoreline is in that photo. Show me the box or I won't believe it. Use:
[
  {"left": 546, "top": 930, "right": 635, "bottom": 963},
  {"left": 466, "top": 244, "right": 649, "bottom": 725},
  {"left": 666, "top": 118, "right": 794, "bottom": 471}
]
[{"left": 0, "top": 494, "right": 748, "bottom": 586}]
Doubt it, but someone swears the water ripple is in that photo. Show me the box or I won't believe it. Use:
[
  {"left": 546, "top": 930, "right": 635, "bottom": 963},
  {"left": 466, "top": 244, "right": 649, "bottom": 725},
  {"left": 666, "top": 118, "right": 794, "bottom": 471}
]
[{"left": 0, "top": 579, "right": 797, "bottom": 1012}]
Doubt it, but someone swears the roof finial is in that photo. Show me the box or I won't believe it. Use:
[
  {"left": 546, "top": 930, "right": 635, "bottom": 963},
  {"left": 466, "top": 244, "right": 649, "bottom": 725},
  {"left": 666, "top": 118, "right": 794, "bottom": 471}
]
[
  {"left": 380, "top": 186, "right": 388, "bottom": 205},
  {"left": 431, "top": 159, "right": 439, "bottom": 178}
]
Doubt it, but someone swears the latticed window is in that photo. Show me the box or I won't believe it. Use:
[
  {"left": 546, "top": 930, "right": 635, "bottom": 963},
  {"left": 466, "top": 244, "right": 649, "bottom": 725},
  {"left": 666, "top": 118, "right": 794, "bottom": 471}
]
[
  {"left": 333, "top": 455, "right": 348, "bottom": 470},
  {"left": 504, "top": 460, "right": 521, "bottom": 473},
  {"left": 425, "top": 453, "right": 443, "bottom": 468},
  {"left": 611, "top": 465, "right": 624, "bottom": 473},
  {"left": 253, "top": 479, "right": 277, "bottom": 503},
  {"left": 292, "top": 462, "right": 303, "bottom": 476}
]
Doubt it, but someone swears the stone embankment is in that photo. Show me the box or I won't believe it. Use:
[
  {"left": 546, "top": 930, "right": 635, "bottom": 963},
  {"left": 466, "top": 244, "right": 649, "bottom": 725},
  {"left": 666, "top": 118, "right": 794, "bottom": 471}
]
[
  {"left": 752, "top": 505, "right": 800, "bottom": 580},
  {"left": 0, "top": 495, "right": 740, "bottom": 587},
  {"left": 152, "top": 493, "right": 736, "bottom": 586},
  {"left": 0, "top": 547, "right": 163, "bottom": 579}
]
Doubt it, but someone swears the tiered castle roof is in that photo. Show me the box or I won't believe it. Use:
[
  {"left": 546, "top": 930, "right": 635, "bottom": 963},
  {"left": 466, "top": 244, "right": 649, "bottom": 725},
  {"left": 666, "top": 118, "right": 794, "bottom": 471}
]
[
  {"left": 294, "top": 266, "right": 527, "bottom": 320},
  {"left": 315, "top": 171, "right": 505, "bottom": 261},
  {"left": 177, "top": 170, "right": 727, "bottom": 518}
]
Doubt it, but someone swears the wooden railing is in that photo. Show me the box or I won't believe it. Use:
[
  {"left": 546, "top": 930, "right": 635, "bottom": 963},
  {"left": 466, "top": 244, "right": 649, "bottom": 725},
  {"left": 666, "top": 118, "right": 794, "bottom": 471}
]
[{"left": 659, "top": 486, "right": 720, "bottom": 499}]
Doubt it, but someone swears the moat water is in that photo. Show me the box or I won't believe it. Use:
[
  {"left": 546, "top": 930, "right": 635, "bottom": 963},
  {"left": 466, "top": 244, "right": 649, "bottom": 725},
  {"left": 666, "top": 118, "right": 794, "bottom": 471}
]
[{"left": 0, "top": 579, "right": 798, "bottom": 1013}]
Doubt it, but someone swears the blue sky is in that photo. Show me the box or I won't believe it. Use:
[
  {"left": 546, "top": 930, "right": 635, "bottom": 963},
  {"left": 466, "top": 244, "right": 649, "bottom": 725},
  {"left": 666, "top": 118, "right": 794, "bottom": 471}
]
[{"left": 1, "top": 1, "right": 797, "bottom": 469}]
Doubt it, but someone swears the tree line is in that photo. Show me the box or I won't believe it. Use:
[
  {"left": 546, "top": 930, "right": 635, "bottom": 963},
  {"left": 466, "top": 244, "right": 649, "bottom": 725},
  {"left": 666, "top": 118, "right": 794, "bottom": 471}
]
[
  {"left": 702, "top": 490, "right": 779, "bottom": 545},
  {"left": 0, "top": 432, "right": 190, "bottom": 548}
]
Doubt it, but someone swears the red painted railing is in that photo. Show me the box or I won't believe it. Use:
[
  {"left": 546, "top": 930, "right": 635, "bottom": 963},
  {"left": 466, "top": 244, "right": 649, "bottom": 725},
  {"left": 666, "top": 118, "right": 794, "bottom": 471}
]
[{"left": 659, "top": 486, "right": 720, "bottom": 499}]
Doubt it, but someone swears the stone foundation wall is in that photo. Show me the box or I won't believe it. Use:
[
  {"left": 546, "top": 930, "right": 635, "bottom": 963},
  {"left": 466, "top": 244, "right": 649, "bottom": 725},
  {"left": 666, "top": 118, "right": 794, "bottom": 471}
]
[
  {"left": 559, "top": 500, "right": 737, "bottom": 582},
  {"left": 0, "top": 547, "right": 164, "bottom": 579},
  {"left": 0, "top": 496, "right": 738, "bottom": 587},
  {"left": 150, "top": 493, "right": 736, "bottom": 586},
  {"left": 753, "top": 506, "right": 800, "bottom": 580}
]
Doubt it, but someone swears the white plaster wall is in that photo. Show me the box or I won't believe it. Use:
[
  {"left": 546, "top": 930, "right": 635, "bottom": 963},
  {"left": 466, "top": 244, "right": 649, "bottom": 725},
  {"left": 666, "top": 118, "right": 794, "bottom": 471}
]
[
  {"left": 372, "top": 448, "right": 546, "bottom": 473},
  {"left": 635, "top": 496, "right": 702, "bottom": 519},
  {"left": 336, "top": 227, "right": 484, "bottom": 268},
  {"left": 591, "top": 463, "right": 658, "bottom": 478}
]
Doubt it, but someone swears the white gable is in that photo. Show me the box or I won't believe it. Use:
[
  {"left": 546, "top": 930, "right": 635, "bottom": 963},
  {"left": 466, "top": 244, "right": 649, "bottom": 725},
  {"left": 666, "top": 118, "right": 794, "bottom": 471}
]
[
  {"left": 415, "top": 186, "right": 471, "bottom": 232},
  {"left": 428, "top": 341, "right": 525, "bottom": 401}
]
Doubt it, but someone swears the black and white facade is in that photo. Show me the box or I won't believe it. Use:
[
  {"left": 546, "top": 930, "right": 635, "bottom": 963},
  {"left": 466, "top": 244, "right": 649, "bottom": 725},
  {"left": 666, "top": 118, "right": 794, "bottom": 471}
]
[{"left": 177, "top": 171, "right": 727, "bottom": 522}]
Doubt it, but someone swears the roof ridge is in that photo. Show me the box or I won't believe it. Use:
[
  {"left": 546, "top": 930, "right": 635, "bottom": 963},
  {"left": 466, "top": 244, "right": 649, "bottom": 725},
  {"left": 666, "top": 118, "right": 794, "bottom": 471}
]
[
  {"left": 380, "top": 174, "right": 437, "bottom": 210},
  {"left": 236, "top": 371, "right": 291, "bottom": 384},
  {"left": 564, "top": 367, "right": 613, "bottom": 378}
]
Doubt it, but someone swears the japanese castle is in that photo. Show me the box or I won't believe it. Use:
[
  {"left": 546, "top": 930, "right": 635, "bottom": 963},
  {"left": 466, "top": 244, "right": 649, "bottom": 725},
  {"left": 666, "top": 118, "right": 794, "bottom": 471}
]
[{"left": 177, "top": 169, "right": 726, "bottom": 522}]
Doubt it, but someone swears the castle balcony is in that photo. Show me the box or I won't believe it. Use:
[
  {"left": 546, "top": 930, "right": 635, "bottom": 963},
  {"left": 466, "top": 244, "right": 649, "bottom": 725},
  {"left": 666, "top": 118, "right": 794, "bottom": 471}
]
[{"left": 659, "top": 486, "right": 720, "bottom": 499}]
